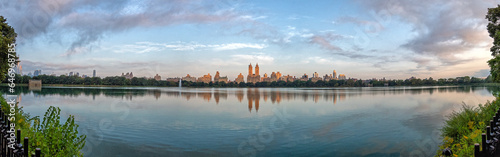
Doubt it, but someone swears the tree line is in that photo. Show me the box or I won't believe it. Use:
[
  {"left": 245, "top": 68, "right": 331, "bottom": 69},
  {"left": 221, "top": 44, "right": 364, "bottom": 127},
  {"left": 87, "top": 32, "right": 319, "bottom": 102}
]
[{"left": 3, "top": 74, "right": 494, "bottom": 87}]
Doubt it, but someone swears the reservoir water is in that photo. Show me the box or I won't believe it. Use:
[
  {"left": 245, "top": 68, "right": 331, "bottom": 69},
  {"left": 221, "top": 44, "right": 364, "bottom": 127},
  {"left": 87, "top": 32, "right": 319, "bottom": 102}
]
[{"left": 2, "top": 86, "right": 498, "bottom": 156}]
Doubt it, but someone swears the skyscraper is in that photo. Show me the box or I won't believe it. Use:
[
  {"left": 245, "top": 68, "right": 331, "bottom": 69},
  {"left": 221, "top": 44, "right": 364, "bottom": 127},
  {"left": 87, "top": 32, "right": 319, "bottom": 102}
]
[
  {"left": 313, "top": 72, "right": 319, "bottom": 78},
  {"left": 16, "top": 62, "right": 22, "bottom": 75},
  {"left": 154, "top": 74, "right": 161, "bottom": 81},
  {"left": 333, "top": 70, "right": 337, "bottom": 80},
  {"left": 235, "top": 73, "right": 244, "bottom": 83},
  {"left": 247, "top": 63, "right": 261, "bottom": 83},
  {"left": 248, "top": 63, "right": 253, "bottom": 76},
  {"left": 34, "top": 70, "right": 42, "bottom": 76},
  {"left": 214, "top": 71, "right": 228, "bottom": 83},
  {"left": 339, "top": 74, "right": 347, "bottom": 80},
  {"left": 255, "top": 63, "right": 259, "bottom": 75},
  {"left": 311, "top": 72, "right": 322, "bottom": 82},
  {"left": 93, "top": 70, "right": 96, "bottom": 77},
  {"left": 197, "top": 73, "right": 212, "bottom": 83}
]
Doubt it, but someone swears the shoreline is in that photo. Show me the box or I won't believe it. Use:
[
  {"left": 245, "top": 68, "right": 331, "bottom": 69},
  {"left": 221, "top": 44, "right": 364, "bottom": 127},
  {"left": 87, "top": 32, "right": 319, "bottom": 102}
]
[{"left": 1, "top": 83, "right": 499, "bottom": 88}]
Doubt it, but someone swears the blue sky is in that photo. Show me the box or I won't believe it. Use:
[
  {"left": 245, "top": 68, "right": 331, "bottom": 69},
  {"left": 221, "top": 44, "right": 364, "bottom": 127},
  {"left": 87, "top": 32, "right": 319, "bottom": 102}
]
[{"left": 0, "top": 0, "right": 497, "bottom": 80}]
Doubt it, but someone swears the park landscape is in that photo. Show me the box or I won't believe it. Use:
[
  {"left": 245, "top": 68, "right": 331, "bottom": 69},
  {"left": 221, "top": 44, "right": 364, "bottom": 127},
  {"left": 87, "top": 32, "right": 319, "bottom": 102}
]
[{"left": 0, "top": 1, "right": 500, "bottom": 157}]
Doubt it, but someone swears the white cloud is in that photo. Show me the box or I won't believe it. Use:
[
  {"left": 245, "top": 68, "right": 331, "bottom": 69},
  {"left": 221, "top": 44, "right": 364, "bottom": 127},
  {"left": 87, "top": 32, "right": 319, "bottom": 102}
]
[
  {"left": 208, "top": 54, "right": 274, "bottom": 69},
  {"left": 232, "top": 54, "right": 274, "bottom": 63},
  {"left": 111, "top": 41, "right": 267, "bottom": 53},
  {"left": 213, "top": 43, "right": 267, "bottom": 51},
  {"left": 303, "top": 57, "right": 335, "bottom": 65},
  {"left": 240, "top": 15, "right": 268, "bottom": 20}
]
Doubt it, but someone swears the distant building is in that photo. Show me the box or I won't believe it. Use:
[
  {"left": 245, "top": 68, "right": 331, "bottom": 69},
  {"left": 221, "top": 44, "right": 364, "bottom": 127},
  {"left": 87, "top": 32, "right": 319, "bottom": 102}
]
[
  {"left": 214, "top": 71, "right": 228, "bottom": 83},
  {"left": 121, "top": 72, "right": 134, "bottom": 79},
  {"left": 197, "top": 73, "right": 212, "bottom": 83},
  {"left": 76, "top": 72, "right": 80, "bottom": 77},
  {"left": 247, "top": 63, "right": 261, "bottom": 83},
  {"left": 300, "top": 74, "right": 308, "bottom": 81},
  {"left": 313, "top": 72, "right": 319, "bottom": 78},
  {"left": 34, "top": 70, "right": 42, "bottom": 76},
  {"left": 154, "top": 74, "right": 161, "bottom": 81},
  {"left": 16, "top": 62, "right": 22, "bottom": 75},
  {"left": 261, "top": 73, "right": 270, "bottom": 82},
  {"left": 311, "top": 77, "right": 322, "bottom": 82},
  {"left": 283, "top": 75, "right": 296, "bottom": 82},
  {"left": 182, "top": 74, "right": 196, "bottom": 82},
  {"left": 323, "top": 74, "right": 333, "bottom": 82},
  {"left": 333, "top": 70, "right": 337, "bottom": 80},
  {"left": 338, "top": 74, "right": 347, "bottom": 80},
  {"left": 235, "top": 73, "right": 245, "bottom": 83},
  {"left": 310, "top": 72, "right": 322, "bottom": 82},
  {"left": 270, "top": 72, "right": 278, "bottom": 82},
  {"left": 166, "top": 77, "right": 180, "bottom": 82},
  {"left": 93, "top": 70, "right": 96, "bottom": 77},
  {"left": 69, "top": 72, "right": 74, "bottom": 76}
]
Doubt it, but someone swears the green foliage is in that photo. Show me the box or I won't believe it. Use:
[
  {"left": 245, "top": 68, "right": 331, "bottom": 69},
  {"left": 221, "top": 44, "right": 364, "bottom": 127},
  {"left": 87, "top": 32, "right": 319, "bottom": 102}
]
[
  {"left": 0, "top": 97, "right": 86, "bottom": 156},
  {"left": 0, "top": 16, "right": 18, "bottom": 82},
  {"left": 2, "top": 73, "right": 493, "bottom": 88},
  {"left": 30, "top": 106, "right": 86, "bottom": 156},
  {"left": 487, "top": 5, "right": 500, "bottom": 82},
  {"left": 436, "top": 99, "right": 500, "bottom": 156}
]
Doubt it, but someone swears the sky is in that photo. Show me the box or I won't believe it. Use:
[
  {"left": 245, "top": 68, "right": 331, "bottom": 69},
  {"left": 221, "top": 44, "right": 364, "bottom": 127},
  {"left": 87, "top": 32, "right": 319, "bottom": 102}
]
[{"left": 0, "top": 0, "right": 498, "bottom": 80}]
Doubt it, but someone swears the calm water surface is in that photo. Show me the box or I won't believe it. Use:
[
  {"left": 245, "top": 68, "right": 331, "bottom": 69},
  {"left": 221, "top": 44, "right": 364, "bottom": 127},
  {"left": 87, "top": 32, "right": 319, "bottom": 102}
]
[{"left": 2, "top": 86, "right": 498, "bottom": 157}]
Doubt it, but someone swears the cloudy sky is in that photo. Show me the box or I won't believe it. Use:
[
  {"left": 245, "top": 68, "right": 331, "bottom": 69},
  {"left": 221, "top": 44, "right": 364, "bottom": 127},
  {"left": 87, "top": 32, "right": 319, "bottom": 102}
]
[{"left": 0, "top": 0, "right": 497, "bottom": 80}]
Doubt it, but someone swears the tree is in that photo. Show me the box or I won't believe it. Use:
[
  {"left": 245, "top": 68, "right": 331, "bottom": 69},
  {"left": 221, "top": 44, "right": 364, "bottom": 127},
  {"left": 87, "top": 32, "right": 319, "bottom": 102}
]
[
  {"left": 487, "top": 5, "right": 500, "bottom": 82},
  {"left": 0, "top": 16, "right": 18, "bottom": 81}
]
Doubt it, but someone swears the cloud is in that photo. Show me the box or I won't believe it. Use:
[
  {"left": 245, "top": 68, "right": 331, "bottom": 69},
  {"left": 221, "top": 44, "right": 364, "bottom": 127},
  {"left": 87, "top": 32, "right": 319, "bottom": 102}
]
[
  {"left": 355, "top": 0, "right": 496, "bottom": 69},
  {"left": 239, "top": 15, "right": 267, "bottom": 20},
  {"left": 0, "top": 0, "right": 253, "bottom": 56},
  {"left": 210, "top": 54, "right": 274, "bottom": 67},
  {"left": 213, "top": 43, "right": 267, "bottom": 51},
  {"left": 109, "top": 41, "right": 267, "bottom": 53},
  {"left": 231, "top": 54, "right": 274, "bottom": 63},
  {"left": 20, "top": 60, "right": 101, "bottom": 74},
  {"left": 302, "top": 57, "right": 335, "bottom": 65},
  {"left": 309, "top": 33, "right": 343, "bottom": 51},
  {"left": 308, "top": 32, "right": 371, "bottom": 59},
  {"left": 335, "top": 16, "right": 384, "bottom": 33},
  {"left": 287, "top": 15, "right": 313, "bottom": 21}
]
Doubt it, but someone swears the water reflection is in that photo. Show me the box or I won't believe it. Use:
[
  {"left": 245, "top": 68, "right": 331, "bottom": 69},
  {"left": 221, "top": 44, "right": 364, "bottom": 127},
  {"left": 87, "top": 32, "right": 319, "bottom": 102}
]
[
  {"left": 3, "top": 86, "right": 498, "bottom": 157},
  {"left": 4, "top": 86, "right": 499, "bottom": 108}
]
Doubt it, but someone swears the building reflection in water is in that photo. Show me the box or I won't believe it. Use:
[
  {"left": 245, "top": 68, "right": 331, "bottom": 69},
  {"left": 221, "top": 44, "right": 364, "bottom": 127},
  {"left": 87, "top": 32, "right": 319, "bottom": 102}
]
[
  {"left": 247, "top": 88, "right": 260, "bottom": 112},
  {"left": 10, "top": 86, "right": 488, "bottom": 113},
  {"left": 182, "top": 92, "right": 196, "bottom": 101},
  {"left": 198, "top": 93, "right": 211, "bottom": 102},
  {"left": 236, "top": 90, "right": 244, "bottom": 102},
  {"left": 153, "top": 90, "right": 161, "bottom": 100},
  {"left": 213, "top": 92, "right": 228, "bottom": 104}
]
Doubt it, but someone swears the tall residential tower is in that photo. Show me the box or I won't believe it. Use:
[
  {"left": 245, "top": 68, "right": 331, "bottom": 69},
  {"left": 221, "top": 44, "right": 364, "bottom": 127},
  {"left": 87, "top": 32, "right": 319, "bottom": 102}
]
[{"left": 247, "top": 63, "right": 261, "bottom": 83}]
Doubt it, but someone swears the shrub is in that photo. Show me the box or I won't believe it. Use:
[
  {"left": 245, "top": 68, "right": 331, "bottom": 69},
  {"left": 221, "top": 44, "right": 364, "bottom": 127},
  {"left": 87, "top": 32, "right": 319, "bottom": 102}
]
[
  {"left": 436, "top": 99, "right": 500, "bottom": 156},
  {"left": 0, "top": 97, "right": 86, "bottom": 156}
]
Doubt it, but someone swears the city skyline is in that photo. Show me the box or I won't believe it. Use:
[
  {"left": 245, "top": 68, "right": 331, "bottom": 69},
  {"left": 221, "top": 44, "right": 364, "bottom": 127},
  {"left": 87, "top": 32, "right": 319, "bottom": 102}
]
[
  {"left": 0, "top": 1, "right": 497, "bottom": 79},
  {"left": 22, "top": 64, "right": 481, "bottom": 83}
]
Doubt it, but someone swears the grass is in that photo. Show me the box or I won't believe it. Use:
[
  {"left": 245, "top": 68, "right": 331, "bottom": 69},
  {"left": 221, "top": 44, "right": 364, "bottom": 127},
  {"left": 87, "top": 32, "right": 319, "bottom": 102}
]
[{"left": 436, "top": 97, "right": 500, "bottom": 156}]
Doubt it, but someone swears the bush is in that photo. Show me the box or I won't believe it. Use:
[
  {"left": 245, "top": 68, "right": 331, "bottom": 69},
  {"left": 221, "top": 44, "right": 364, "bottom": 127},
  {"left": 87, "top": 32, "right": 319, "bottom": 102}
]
[
  {"left": 436, "top": 99, "right": 500, "bottom": 156},
  {"left": 0, "top": 97, "right": 86, "bottom": 156}
]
